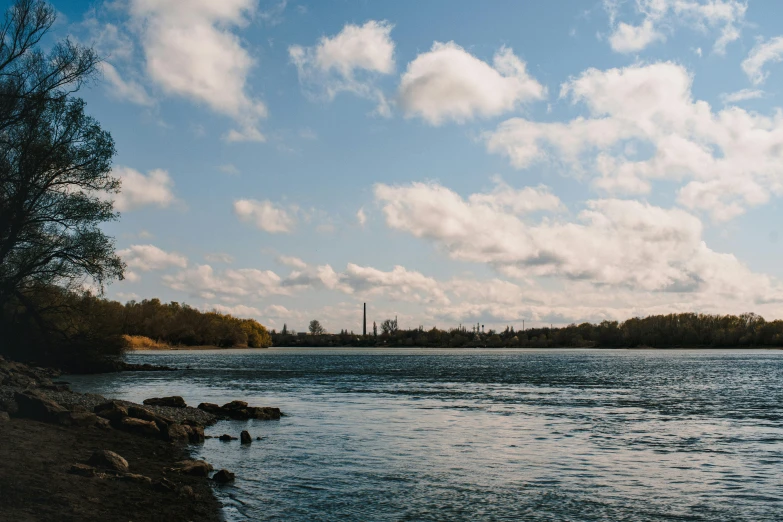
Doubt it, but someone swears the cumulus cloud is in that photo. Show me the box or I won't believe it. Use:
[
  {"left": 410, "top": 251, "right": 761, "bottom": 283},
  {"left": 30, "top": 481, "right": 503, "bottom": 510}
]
[
  {"left": 742, "top": 36, "right": 783, "bottom": 85},
  {"left": 278, "top": 255, "right": 308, "bottom": 269},
  {"left": 604, "top": 0, "right": 747, "bottom": 55},
  {"left": 234, "top": 199, "right": 297, "bottom": 233},
  {"left": 204, "top": 252, "right": 235, "bottom": 264},
  {"left": 113, "top": 167, "right": 175, "bottom": 212},
  {"left": 128, "top": 0, "right": 266, "bottom": 140},
  {"left": 163, "top": 264, "right": 286, "bottom": 299},
  {"left": 289, "top": 20, "right": 395, "bottom": 115},
  {"left": 118, "top": 244, "right": 188, "bottom": 271},
  {"left": 374, "top": 181, "right": 782, "bottom": 303},
  {"left": 356, "top": 207, "right": 367, "bottom": 226},
  {"left": 398, "top": 42, "right": 545, "bottom": 125},
  {"left": 484, "top": 61, "right": 783, "bottom": 221}
]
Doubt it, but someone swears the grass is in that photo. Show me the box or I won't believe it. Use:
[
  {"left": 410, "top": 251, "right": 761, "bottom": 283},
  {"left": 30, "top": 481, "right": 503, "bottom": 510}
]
[{"left": 123, "top": 335, "right": 171, "bottom": 350}]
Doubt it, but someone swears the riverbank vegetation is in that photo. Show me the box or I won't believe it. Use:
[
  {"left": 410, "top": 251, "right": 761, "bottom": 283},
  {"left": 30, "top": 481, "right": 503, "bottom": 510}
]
[{"left": 271, "top": 312, "right": 783, "bottom": 349}]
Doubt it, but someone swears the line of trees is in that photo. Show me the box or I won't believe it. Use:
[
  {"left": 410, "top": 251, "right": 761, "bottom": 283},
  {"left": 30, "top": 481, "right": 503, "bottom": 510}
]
[{"left": 270, "top": 312, "right": 783, "bottom": 349}]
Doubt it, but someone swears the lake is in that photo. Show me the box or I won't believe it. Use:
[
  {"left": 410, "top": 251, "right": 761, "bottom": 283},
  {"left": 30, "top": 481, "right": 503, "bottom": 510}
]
[{"left": 66, "top": 348, "right": 783, "bottom": 521}]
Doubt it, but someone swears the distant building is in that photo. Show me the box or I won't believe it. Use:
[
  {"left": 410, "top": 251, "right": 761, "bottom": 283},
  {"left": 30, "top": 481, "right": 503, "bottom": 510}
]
[{"left": 297, "top": 332, "right": 307, "bottom": 337}]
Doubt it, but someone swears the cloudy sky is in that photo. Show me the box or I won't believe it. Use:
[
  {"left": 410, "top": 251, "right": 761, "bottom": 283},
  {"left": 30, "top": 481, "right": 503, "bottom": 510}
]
[{"left": 57, "top": 0, "right": 783, "bottom": 332}]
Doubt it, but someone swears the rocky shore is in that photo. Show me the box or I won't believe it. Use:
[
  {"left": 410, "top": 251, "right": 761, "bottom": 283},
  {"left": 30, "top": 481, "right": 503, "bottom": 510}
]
[{"left": 0, "top": 356, "right": 282, "bottom": 521}]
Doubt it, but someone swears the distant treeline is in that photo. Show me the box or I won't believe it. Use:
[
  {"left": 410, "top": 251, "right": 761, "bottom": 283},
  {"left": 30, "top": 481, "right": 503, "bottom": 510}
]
[
  {"left": 1, "top": 286, "right": 271, "bottom": 369},
  {"left": 271, "top": 312, "right": 783, "bottom": 348}
]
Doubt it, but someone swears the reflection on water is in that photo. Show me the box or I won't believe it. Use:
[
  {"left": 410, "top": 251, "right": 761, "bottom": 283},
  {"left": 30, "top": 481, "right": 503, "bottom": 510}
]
[{"left": 67, "top": 348, "right": 783, "bottom": 521}]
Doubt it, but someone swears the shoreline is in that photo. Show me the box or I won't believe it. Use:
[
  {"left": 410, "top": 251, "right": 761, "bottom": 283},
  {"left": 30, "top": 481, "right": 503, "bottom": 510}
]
[{"left": 0, "top": 356, "right": 278, "bottom": 521}]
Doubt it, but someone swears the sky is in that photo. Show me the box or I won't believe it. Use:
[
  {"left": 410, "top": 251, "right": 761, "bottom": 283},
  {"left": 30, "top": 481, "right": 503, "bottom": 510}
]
[{"left": 45, "top": 0, "right": 783, "bottom": 333}]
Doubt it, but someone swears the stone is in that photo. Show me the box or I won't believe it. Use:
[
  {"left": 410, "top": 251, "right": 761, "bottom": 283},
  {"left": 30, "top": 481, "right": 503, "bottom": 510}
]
[
  {"left": 256, "top": 436, "right": 263, "bottom": 441},
  {"left": 218, "top": 434, "right": 237, "bottom": 442},
  {"left": 196, "top": 402, "right": 223, "bottom": 415},
  {"left": 222, "top": 400, "right": 248, "bottom": 411},
  {"left": 69, "top": 463, "right": 97, "bottom": 477},
  {"left": 186, "top": 425, "right": 205, "bottom": 444},
  {"left": 178, "top": 485, "right": 196, "bottom": 498},
  {"left": 95, "top": 417, "right": 112, "bottom": 430},
  {"left": 117, "top": 473, "right": 152, "bottom": 485},
  {"left": 170, "top": 459, "right": 213, "bottom": 477},
  {"left": 240, "top": 430, "right": 252, "bottom": 444},
  {"left": 127, "top": 405, "right": 173, "bottom": 430},
  {"left": 65, "top": 412, "right": 102, "bottom": 427},
  {"left": 153, "top": 477, "right": 177, "bottom": 492},
  {"left": 247, "top": 406, "right": 282, "bottom": 420},
  {"left": 0, "top": 411, "right": 10, "bottom": 422},
  {"left": 14, "top": 390, "right": 69, "bottom": 424},
  {"left": 0, "top": 398, "right": 18, "bottom": 416},
  {"left": 68, "top": 404, "right": 89, "bottom": 413},
  {"left": 88, "top": 450, "right": 130, "bottom": 473},
  {"left": 119, "top": 417, "right": 161, "bottom": 437},
  {"left": 212, "top": 469, "right": 235, "bottom": 483},
  {"left": 143, "top": 396, "right": 187, "bottom": 408},
  {"left": 165, "top": 423, "right": 190, "bottom": 442},
  {"left": 94, "top": 401, "right": 128, "bottom": 423}
]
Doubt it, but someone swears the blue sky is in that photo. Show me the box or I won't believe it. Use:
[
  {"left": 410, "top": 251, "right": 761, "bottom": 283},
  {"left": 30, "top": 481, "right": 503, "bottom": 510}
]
[{"left": 48, "top": 0, "right": 783, "bottom": 332}]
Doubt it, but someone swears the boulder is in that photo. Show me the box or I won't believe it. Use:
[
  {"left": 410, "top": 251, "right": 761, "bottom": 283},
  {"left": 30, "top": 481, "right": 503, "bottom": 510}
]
[
  {"left": 14, "top": 390, "right": 69, "bottom": 424},
  {"left": 69, "top": 463, "right": 97, "bottom": 477},
  {"left": 116, "top": 473, "right": 152, "bottom": 485},
  {"left": 164, "top": 423, "right": 190, "bottom": 442},
  {"left": 68, "top": 404, "right": 89, "bottom": 413},
  {"left": 240, "top": 430, "right": 252, "bottom": 444},
  {"left": 119, "top": 417, "right": 160, "bottom": 437},
  {"left": 143, "top": 396, "right": 187, "bottom": 408},
  {"left": 170, "top": 459, "right": 213, "bottom": 477},
  {"left": 87, "top": 450, "right": 129, "bottom": 473},
  {"left": 222, "top": 400, "right": 248, "bottom": 411},
  {"left": 212, "top": 469, "right": 235, "bottom": 483},
  {"left": 127, "top": 405, "right": 173, "bottom": 430},
  {"left": 95, "top": 417, "right": 112, "bottom": 430},
  {"left": 247, "top": 406, "right": 282, "bottom": 420},
  {"left": 218, "top": 434, "right": 237, "bottom": 441},
  {"left": 186, "top": 425, "right": 205, "bottom": 444},
  {"left": 94, "top": 401, "right": 128, "bottom": 423},
  {"left": 66, "top": 412, "right": 102, "bottom": 427},
  {"left": 179, "top": 485, "right": 196, "bottom": 498},
  {"left": 0, "top": 411, "right": 9, "bottom": 422},
  {"left": 196, "top": 403, "right": 223, "bottom": 415},
  {"left": 0, "top": 398, "right": 18, "bottom": 416}
]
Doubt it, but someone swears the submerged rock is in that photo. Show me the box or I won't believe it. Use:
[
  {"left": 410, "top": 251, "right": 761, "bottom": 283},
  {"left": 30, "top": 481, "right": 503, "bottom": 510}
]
[
  {"left": 197, "top": 401, "right": 282, "bottom": 421},
  {"left": 88, "top": 450, "right": 129, "bottom": 473},
  {"left": 218, "top": 434, "right": 237, "bottom": 442},
  {"left": 143, "top": 396, "right": 187, "bottom": 408},
  {"left": 240, "top": 430, "right": 251, "bottom": 444}
]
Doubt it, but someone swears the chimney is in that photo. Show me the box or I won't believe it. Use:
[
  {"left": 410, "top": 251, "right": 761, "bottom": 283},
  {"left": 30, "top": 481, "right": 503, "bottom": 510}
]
[{"left": 363, "top": 303, "right": 367, "bottom": 336}]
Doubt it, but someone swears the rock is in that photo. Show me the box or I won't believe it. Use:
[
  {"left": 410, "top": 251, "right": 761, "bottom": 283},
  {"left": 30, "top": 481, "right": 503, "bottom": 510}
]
[
  {"left": 69, "top": 463, "right": 97, "bottom": 477},
  {"left": 66, "top": 412, "right": 102, "bottom": 427},
  {"left": 127, "top": 405, "right": 173, "bottom": 430},
  {"left": 164, "top": 423, "right": 190, "bottom": 442},
  {"left": 179, "top": 485, "right": 196, "bottom": 498},
  {"left": 0, "top": 398, "right": 18, "bottom": 416},
  {"left": 153, "top": 477, "right": 177, "bottom": 492},
  {"left": 218, "top": 434, "right": 237, "bottom": 442},
  {"left": 116, "top": 473, "right": 152, "bottom": 485},
  {"left": 68, "top": 404, "right": 89, "bottom": 413},
  {"left": 196, "top": 402, "right": 223, "bottom": 415},
  {"left": 170, "top": 459, "right": 213, "bottom": 477},
  {"left": 256, "top": 436, "right": 263, "bottom": 441},
  {"left": 186, "top": 425, "right": 205, "bottom": 444},
  {"left": 87, "top": 450, "right": 130, "bottom": 473},
  {"left": 222, "top": 400, "right": 248, "bottom": 411},
  {"left": 143, "top": 396, "right": 187, "bottom": 408},
  {"left": 95, "top": 417, "right": 112, "bottom": 430},
  {"left": 246, "top": 406, "right": 282, "bottom": 420},
  {"left": 119, "top": 417, "right": 161, "bottom": 437},
  {"left": 212, "top": 469, "right": 235, "bottom": 483},
  {"left": 0, "top": 411, "right": 10, "bottom": 422},
  {"left": 94, "top": 401, "right": 128, "bottom": 423},
  {"left": 14, "top": 390, "right": 69, "bottom": 424},
  {"left": 240, "top": 430, "right": 252, "bottom": 444}
]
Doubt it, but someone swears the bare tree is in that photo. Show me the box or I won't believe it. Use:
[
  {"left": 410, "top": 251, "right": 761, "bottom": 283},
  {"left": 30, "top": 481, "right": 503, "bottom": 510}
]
[{"left": 0, "top": 0, "right": 122, "bottom": 312}]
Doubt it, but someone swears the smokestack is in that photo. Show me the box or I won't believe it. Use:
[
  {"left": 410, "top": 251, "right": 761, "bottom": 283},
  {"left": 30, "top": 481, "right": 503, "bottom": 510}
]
[{"left": 363, "top": 303, "right": 367, "bottom": 336}]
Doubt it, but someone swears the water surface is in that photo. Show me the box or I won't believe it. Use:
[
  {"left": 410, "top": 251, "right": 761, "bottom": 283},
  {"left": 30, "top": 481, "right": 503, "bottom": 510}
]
[{"left": 67, "top": 348, "right": 783, "bottom": 521}]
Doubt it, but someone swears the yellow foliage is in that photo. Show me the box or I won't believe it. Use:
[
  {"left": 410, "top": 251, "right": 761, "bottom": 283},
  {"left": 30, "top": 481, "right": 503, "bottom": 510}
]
[{"left": 123, "top": 335, "right": 170, "bottom": 350}]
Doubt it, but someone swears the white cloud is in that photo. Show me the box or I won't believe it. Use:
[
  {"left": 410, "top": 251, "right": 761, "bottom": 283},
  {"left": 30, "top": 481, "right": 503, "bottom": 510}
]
[
  {"left": 374, "top": 181, "right": 783, "bottom": 305},
  {"left": 204, "top": 252, "right": 235, "bottom": 264},
  {"left": 278, "top": 255, "right": 308, "bottom": 269},
  {"left": 484, "top": 61, "right": 783, "bottom": 221},
  {"left": 356, "top": 207, "right": 367, "bottom": 226},
  {"left": 208, "top": 303, "right": 264, "bottom": 318},
  {"left": 163, "top": 264, "right": 286, "bottom": 299},
  {"left": 99, "top": 61, "right": 153, "bottom": 106},
  {"left": 720, "top": 88, "right": 764, "bottom": 104},
  {"left": 609, "top": 20, "right": 664, "bottom": 53},
  {"left": 604, "top": 0, "right": 747, "bottom": 55},
  {"left": 118, "top": 244, "right": 188, "bottom": 271},
  {"left": 234, "top": 199, "right": 297, "bottom": 233},
  {"left": 128, "top": 0, "right": 266, "bottom": 140},
  {"left": 742, "top": 36, "right": 783, "bottom": 85},
  {"left": 113, "top": 166, "right": 175, "bottom": 212},
  {"left": 398, "top": 42, "right": 545, "bottom": 125},
  {"left": 289, "top": 20, "right": 395, "bottom": 115},
  {"left": 217, "top": 163, "right": 240, "bottom": 175}
]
